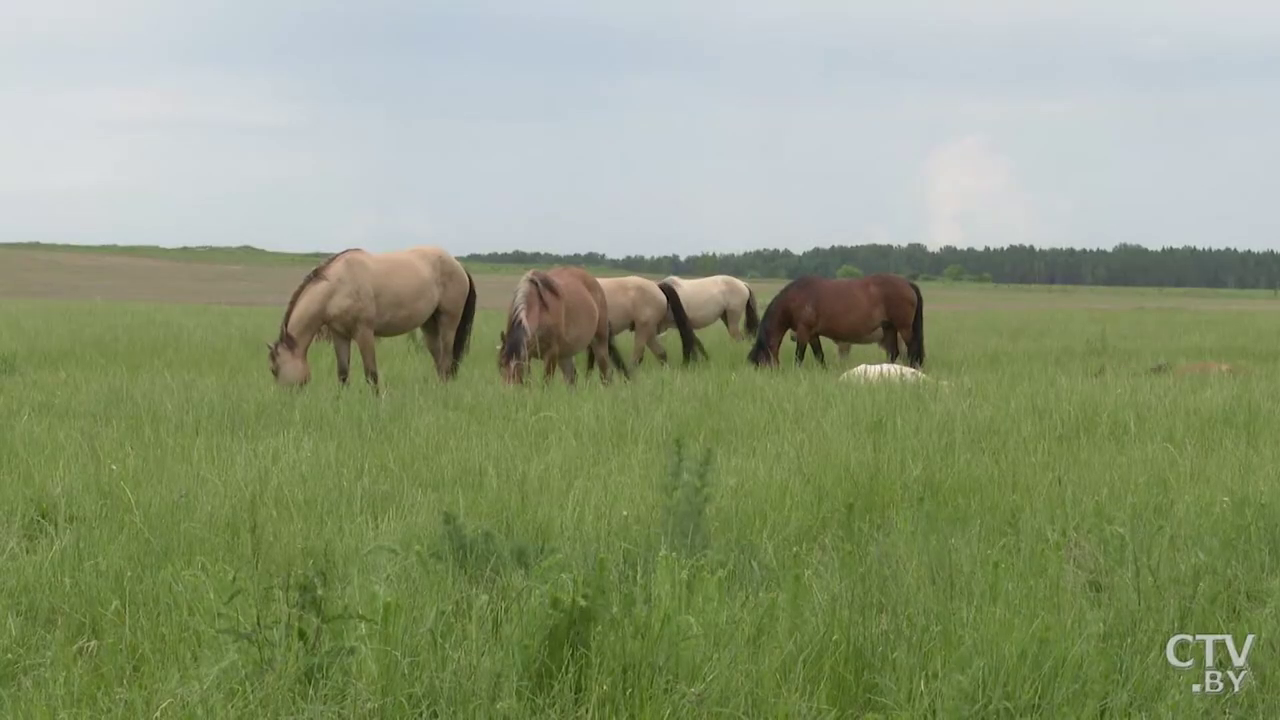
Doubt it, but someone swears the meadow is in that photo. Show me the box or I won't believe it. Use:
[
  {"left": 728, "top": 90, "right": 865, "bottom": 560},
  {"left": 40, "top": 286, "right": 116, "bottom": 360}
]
[{"left": 2, "top": 250, "right": 1280, "bottom": 717}]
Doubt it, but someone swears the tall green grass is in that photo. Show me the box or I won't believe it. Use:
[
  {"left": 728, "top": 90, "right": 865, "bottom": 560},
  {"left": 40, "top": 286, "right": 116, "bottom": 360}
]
[{"left": 1, "top": 295, "right": 1277, "bottom": 717}]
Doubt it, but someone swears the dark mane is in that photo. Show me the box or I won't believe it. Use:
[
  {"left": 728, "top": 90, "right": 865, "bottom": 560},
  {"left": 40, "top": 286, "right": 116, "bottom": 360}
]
[
  {"left": 278, "top": 248, "right": 359, "bottom": 341},
  {"left": 746, "top": 275, "right": 819, "bottom": 365}
]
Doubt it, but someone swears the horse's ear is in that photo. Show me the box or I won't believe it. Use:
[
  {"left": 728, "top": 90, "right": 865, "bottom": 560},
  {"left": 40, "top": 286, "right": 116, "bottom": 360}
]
[{"left": 266, "top": 342, "right": 274, "bottom": 352}]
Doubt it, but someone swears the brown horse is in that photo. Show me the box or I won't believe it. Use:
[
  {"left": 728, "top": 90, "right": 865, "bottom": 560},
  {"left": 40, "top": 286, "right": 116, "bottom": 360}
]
[
  {"left": 747, "top": 273, "right": 924, "bottom": 369},
  {"left": 584, "top": 275, "right": 708, "bottom": 372},
  {"left": 498, "top": 266, "right": 631, "bottom": 386},
  {"left": 266, "top": 246, "right": 477, "bottom": 389},
  {"left": 1149, "top": 361, "right": 1237, "bottom": 376}
]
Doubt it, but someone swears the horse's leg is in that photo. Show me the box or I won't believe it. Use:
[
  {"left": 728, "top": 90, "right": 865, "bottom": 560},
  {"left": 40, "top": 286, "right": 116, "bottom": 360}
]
[
  {"left": 354, "top": 327, "right": 380, "bottom": 390},
  {"left": 808, "top": 337, "right": 827, "bottom": 368},
  {"left": 838, "top": 343, "right": 852, "bottom": 361},
  {"left": 644, "top": 332, "right": 669, "bottom": 366},
  {"left": 879, "top": 323, "right": 901, "bottom": 364},
  {"left": 591, "top": 338, "right": 612, "bottom": 385},
  {"left": 721, "top": 310, "right": 744, "bottom": 341},
  {"left": 333, "top": 335, "right": 352, "bottom": 385},
  {"left": 420, "top": 322, "right": 446, "bottom": 379},
  {"left": 543, "top": 352, "right": 558, "bottom": 385},
  {"left": 794, "top": 329, "right": 810, "bottom": 367},
  {"left": 635, "top": 324, "right": 663, "bottom": 367},
  {"left": 559, "top": 355, "right": 578, "bottom": 387}
]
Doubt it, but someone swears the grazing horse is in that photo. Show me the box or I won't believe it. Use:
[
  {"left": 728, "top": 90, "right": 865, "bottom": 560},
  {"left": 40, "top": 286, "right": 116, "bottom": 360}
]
[
  {"left": 657, "top": 275, "right": 760, "bottom": 341},
  {"left": 583, "top": 276, "right": 709, "bottom": 373},
  {"left": 747, "top": 273, "right": 924, "bottom": 369},
  {"left": 498, "top": 266, "right": 631, "bottom": 386},
  {"left": 266, "top": 246, "right": 477, "bottom": 390}
]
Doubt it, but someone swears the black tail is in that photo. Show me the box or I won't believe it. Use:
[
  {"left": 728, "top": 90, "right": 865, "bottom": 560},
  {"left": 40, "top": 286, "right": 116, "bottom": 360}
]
[
  {"left": 743, "top": 285, "right": 760, "bottom": 336},
  {"left": 907, "top": 281, "right": 925, "bottom": 368},
  {"left": 449, "top": 271, "right": 478, "bottom": 376},
  {"left": 606, "top": 324, "right": 630, "bottom": 381},
  {"left": 657, "top": 280, "right": 707, "bottom": 365}
]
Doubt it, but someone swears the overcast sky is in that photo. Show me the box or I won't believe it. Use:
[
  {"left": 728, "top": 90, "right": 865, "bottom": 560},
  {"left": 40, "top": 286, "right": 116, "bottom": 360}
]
[{"left": 3, "top": 1, "right": 1280, "bottom": 257}]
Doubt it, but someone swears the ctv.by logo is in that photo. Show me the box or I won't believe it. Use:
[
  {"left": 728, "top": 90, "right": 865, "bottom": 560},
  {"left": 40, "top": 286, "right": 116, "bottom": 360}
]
[{"left": 1165, "top": 634, "right": 1256, "bottom": 694}]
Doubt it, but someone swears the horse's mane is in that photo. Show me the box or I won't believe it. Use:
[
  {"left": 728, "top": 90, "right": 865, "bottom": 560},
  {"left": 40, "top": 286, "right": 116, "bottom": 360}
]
[
  {"left": 746, "top": 275, "right": 819, "bottom": 364},
  {"left": 278, "top": 248, "right": 358, "bottom": 342},
  {"left": 499, "top": 270, "right": 560, "bottom": 364}
]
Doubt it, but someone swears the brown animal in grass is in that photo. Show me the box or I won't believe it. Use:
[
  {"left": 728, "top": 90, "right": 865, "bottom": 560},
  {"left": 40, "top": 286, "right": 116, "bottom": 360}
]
[
  {"left": 266, "top": 246, "right": 477, "bottom": 390},
  {"left": 1148, "top": 361, "right": 1237, "bottom": 376},
  {"left": 748, "top": 273, "right": 924, "bottom": 369},
  {"left": 497, "top": 266, "right": 630, "bottom": 387}
]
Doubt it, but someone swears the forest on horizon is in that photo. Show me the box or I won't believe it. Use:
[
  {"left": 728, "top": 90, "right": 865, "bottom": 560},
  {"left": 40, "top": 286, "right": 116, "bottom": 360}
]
[{"left": 461, "top": 242, "right": 1280, "bottom": 290}]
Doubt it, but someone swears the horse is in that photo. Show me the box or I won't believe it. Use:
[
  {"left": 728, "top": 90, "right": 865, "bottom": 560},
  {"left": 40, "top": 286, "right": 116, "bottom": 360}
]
[
  {"left": 657, "top": 275, "right": 760, "bottom": 341},
  {"left": 266, "top": 246, "right": 477, "bottom": 390},
  {"left": 1148, "top": 361, "right": 1237, "bottom": 376},
  {"left": 747, "top": 273, "right": 924, "bottom": 369},
  {"left": 497, "top": 266, "right": 631, "bottom": 387},
  {"left": 582, "top": 276, "right": 709, "bottom": 373}
]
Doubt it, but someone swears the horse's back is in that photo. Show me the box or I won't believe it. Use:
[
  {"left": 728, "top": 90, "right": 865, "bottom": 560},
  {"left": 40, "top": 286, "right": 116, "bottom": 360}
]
[
  {"left": 547, "top": 266, "right": 609, "bottom": 341},
  {"left": 356, "top": 246, "right": 468, "bottom": 333},
  {"left": 599, "top": 275, "right": 664, "bottom": 328}
]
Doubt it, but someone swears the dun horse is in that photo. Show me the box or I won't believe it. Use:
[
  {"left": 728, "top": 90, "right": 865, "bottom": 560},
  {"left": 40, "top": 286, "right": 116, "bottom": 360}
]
[
  {"left": 498, "top": 266, "right": 631, "bottom": 386},
  {"left": 266, "top": 246, "right": 477, "bottom": 389},
  {"left": 583, "top": 276, "right": 708, "bottom": 373},
  {"left": 747, "top": 273, "right": 924, "bottom": 369},
  {"left": 657, "top": 275, "right": 760, "bottom": 341}
]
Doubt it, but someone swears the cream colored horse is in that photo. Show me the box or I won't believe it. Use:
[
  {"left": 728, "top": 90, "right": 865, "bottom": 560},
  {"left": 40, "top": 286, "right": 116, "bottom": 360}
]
[
  {"left": 267, "top": 246, "right": 477, "bottom": 390},
  {"left": 585, "top": 276, "right": 709, "bottom": 371},
  {"left": 658, "top": 275, "right": 759, "bottom": 341}
]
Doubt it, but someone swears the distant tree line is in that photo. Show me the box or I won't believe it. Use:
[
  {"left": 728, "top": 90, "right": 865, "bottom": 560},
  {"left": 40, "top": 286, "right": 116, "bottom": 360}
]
[{"left": 461, "top": 243, "right": 1280, "bottom": 290}]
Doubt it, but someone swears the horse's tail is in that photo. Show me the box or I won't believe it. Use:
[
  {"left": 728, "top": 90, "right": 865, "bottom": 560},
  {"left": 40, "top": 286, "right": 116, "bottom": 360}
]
[
  {"left": 743, "top": 284, "right": 760, "bottom": 336},
  {"left": 606, "top": 323, "right": 630, "bottom": 381},
  {"left": 657, "top": 280, "right": 707, "bottom": 365},
  {"left": 906, "top": 280, "right": 925, "bottom": 368},
  {"left": 449, "top": 271, "right": 478, "bottom": 375}
]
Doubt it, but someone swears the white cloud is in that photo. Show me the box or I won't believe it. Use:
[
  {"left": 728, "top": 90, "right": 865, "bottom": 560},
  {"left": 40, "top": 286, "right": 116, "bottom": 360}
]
[{"left": 924, "top": 135, "right": 1037, "bottom": 250}]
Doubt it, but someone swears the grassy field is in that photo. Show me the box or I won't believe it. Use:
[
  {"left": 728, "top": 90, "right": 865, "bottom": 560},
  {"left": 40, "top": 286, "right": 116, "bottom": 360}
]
[{"left": 2, "top": 246, "right": 1280, "bottom": 717}]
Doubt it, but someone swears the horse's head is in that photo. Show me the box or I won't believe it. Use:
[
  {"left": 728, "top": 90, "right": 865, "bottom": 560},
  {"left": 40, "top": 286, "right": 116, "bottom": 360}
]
[
  {"left": 267, "top": 334, "right": 311, "bottom": 386},
  {"left": 496, "top": 329, "right": 528, "bottom": 385},
  {"left": 746, "top": 331, "right": 780, "bottom": 368}
]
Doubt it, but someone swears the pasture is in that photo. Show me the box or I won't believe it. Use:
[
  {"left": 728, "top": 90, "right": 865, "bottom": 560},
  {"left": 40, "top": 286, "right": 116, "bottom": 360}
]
[{"left": 2, "top": 247, "right": 1280, "bottom": 717}]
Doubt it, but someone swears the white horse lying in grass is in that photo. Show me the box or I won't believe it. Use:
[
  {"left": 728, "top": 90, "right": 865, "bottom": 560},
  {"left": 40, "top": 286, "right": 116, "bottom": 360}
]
[{"left": 839, "top": 363, "right": 947, "bottom": 385}]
